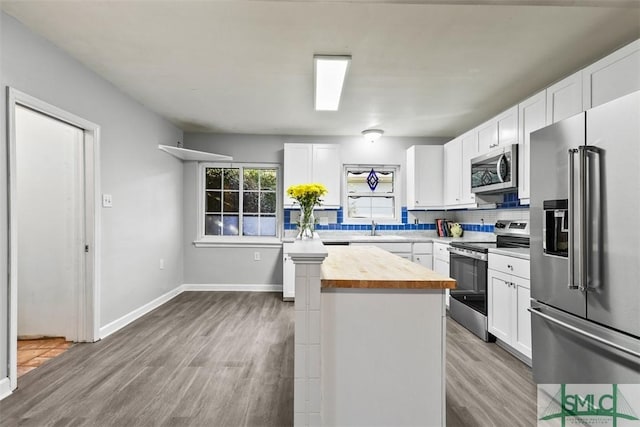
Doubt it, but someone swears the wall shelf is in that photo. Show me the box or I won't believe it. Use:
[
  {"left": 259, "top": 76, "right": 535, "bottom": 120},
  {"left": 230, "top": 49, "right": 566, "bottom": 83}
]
[{"left": 158, "top": 145, "right": 233, "bottom": 162}]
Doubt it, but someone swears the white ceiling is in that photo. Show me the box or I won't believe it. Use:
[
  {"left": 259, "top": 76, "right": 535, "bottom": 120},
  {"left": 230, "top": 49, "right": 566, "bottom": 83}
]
[{"left": 2, "top": 1, "right": 639, "bottom": 137}]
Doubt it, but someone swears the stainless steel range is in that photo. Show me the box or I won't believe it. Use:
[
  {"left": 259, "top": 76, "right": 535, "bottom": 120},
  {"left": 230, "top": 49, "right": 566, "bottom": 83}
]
[{"left": 448, "top": 220, "right": 530, "bottom": 341}]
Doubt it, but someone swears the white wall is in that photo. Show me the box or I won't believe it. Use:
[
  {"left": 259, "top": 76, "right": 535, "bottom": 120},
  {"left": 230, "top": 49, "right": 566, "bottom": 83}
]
[
  {"left": 0, "top": 12, "right": 184, "bottom": 378},
  {"left": 182, "top": 133, "right": 448, "bottom": 285}
]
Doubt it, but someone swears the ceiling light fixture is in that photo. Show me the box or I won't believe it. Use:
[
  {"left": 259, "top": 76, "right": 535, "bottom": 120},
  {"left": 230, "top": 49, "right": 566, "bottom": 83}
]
[
  {"left": 362, "top": 129, "right": 384, "bottom": 143},
  {"left": 314, "top": 55, "right": 351, "bottom": 111}
]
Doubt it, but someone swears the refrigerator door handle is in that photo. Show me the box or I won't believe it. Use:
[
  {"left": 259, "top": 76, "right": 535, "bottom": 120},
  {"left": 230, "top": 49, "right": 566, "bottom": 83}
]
[
  {"left": 568, "top": 148, "right": 579, "bottom": 290},
  {"left": 580, "top": 145, "right": 603, "bottom": 292},
  {"left": 528, "top": 307, "right": 640, "bottom": 359},
  {"left": 578, "top": 146, "right": 588, "bottom": 292}
]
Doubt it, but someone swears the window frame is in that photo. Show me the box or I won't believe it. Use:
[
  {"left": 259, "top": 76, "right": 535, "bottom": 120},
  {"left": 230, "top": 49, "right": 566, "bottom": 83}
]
[
  {"left": 342, "top": 164, "right": 401, "bottom": 224},
  {"left": 196, "top": 162, "right": 282, "bottom": 246}
]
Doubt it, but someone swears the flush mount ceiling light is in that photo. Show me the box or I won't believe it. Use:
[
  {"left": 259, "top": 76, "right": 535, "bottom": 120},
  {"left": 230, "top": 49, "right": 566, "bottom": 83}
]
[
  {"left": 314, "top": 55, "right": 351, "bottom": 111},
  {"left": 362, "top": 129, "right": 384, "bottom": 143}
]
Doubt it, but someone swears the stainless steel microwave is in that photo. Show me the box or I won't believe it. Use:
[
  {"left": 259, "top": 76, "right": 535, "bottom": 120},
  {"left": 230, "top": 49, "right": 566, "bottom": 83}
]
[{"left": 470, "top": 144, "right": 517, "bottom": 194}]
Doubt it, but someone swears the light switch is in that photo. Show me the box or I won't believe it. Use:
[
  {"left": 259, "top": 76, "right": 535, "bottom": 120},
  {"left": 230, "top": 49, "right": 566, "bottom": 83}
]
[{"left": 102, "top": 194, "right": 113, "bottom": 208}]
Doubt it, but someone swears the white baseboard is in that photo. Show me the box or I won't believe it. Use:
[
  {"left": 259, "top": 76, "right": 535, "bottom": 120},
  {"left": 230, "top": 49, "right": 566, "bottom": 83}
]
[
  {"left": 98, "top": 283, "right": 283, "bottom": 340},
  {"left": 99, "top": 286, "right": 182, "bottom": 339},
  {"left": 0, "top": 377, "right": 12, "bottom": 401},
  {"left": 181, "top": 283, "right": 283, "bottom": 292}
]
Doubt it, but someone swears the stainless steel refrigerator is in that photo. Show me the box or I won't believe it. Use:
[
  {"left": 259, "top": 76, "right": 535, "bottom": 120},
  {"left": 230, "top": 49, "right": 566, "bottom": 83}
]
[{"left": 529, "top": 90, "right": 640, "bottom": 384}]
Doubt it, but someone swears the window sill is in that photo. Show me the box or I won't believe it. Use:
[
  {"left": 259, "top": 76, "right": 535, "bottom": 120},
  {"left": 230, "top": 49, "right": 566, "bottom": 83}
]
[{"left": 193, "top": 237, "right": 283, "bottom": 248}]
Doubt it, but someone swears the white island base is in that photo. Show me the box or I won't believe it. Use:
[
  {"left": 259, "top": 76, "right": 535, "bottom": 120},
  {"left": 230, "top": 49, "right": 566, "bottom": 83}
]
[
  {"left": 321, "top": 288, "right": 446, "bottom": 427},
  {"left": 291, "top": 244, "right": 453, "bottom": 427}
]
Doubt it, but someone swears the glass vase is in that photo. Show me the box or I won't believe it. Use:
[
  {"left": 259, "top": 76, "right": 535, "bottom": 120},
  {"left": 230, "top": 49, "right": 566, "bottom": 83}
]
[{"left": 296, "top": 205, "right": 315, "bottom": 239}]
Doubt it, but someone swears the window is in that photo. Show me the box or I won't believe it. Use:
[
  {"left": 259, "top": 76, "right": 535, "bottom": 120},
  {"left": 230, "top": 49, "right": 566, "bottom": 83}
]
[
  {"left": 344, "top": 165, "right": 399, "bottom": 222},
  {"left": 201, "top": 164, "right": 279, "bottom": 238}
]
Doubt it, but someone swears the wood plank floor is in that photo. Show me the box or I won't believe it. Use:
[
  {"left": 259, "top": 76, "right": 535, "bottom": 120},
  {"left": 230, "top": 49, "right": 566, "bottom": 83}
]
[
  {"left": 446, "top": 318, "right": 537, "bottom": 426},
  {"left": 0, "top": 292, "right": 536, "bottom": 426}
]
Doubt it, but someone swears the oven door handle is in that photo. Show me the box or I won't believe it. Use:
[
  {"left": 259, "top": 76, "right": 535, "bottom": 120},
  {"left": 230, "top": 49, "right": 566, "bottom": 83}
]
[{"left": 447, "top": 247, "right": 487, "bottom": 261}]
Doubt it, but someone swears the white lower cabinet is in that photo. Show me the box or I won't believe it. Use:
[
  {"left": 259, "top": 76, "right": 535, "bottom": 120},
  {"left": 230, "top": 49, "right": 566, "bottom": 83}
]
[
  {"left": 433, "top": 242, "right": 451, "bottom": 308},
  {"left": 488, "top": 254, "right": 531, "bottom": 361},
  {"left": 412, "top": 242, "right": 433, "bottom": 270},
  {"left": 282, "top": 243, "right": 295, "bottom": 300}
]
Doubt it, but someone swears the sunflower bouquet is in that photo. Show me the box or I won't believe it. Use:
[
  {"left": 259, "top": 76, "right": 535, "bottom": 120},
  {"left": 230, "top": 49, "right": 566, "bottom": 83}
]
[{"left": 286, "top": 183, "right": 328, "bottom": 239}]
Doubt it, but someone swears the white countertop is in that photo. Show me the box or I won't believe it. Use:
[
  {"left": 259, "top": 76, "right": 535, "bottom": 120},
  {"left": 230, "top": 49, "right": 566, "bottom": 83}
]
[
  {"left": 283, "top": 230, "right": 496, "bottom": 244},
  {"left": 488, "top": 247, "right": 531, "bottom": 260}
]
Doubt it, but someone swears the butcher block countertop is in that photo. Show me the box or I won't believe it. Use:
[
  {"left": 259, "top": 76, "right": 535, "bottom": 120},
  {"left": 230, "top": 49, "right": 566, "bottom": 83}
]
[{"left": 321, "top": 246, "right": 457, "bottom": 290}]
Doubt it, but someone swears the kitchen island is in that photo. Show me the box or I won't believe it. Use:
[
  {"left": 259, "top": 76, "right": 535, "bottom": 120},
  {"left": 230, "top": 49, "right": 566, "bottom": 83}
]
[{"left": 291, "top": 241, "right": 455, "bottom": 427}]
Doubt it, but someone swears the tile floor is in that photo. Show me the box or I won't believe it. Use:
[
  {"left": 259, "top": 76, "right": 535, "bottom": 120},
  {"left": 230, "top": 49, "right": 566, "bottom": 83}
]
[{"left": 17, "top": 337, "right": 73, "bottom": 377}]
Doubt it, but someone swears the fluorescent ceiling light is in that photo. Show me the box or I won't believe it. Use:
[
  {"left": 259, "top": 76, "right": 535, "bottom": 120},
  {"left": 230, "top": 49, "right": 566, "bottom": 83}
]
[{"left": 314, "top": 55, "right": 351, "bottom": 111}]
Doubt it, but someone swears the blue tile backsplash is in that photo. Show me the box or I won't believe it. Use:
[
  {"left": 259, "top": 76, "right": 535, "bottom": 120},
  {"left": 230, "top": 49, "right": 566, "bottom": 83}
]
[{"left": 284, "top": 206, "right": 497, "bottom": 233}]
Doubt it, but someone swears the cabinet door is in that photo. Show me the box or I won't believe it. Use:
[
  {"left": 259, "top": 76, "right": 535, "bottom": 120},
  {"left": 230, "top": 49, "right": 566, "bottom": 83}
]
[
  {"left": 283, "top": 251, "right": 295, "bottom": 300},
  {"left": 514, "top": 279, "right": 532, "bottom": 359},
  {"left": 413, "top": 254, "right": 433, "bottom": 270},
  {"left": 582, "top": 39, "right": 640, "bottom": 110},
  {"left": 444, "top": 138, "right": 462, "bottom": 206},
  {"left": 460, "top": 131, "right": 478, "bottom": 205},
  {"left": 488, "top": 270, "right": 512, "bottom": 343},
  {"left": 477, "top": 120, "right": 498, "bottom": 154},
  {"left": 312, "top": 144, "right": 341, "bottom": 207},
  {"left": 406, "top": 145, "right": 443, "bottom": 209},
  {"left": 496, "top": 106, "right": 518, "bottom": 147},
  {"left": 433, "top": 258, "right": 451, "bottom": 309},
  {"left": 433, "top": 242, "right": 450, "bottom": 263},
  {"left": 433, "top": 258, "right": 449, "bottom": 277},
  {"left": 518, "top": 91, "right": 547, "bottom": 202},
  {"left": 546, "top": 71, "right": 583, "bottom": 124},
  {"left": 283, "top": 144, "right": 312, "bottom": 207}
]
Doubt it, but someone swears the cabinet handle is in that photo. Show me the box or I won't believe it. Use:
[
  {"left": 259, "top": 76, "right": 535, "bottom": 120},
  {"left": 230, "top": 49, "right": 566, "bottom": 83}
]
[
  {"left": 507, "top": 264, "right": 513, "bottom": 270},
  {"left": 490, "top": 143, "right": 498, "bottom": 148}
]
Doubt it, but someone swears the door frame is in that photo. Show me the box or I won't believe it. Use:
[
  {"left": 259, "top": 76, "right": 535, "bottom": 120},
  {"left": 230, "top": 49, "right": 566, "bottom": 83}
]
[{"left": 6, "top": 87, "right": 101, "bottom": 391}]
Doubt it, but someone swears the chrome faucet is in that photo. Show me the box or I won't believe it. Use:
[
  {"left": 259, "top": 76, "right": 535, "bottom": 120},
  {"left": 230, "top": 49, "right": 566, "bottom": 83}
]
[{"left": 371, "top": 220, "right": 378, "bottom": 236}]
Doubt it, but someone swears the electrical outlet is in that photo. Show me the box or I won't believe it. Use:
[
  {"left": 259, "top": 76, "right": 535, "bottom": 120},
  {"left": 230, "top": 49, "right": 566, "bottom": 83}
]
[
  {"left": 102, "top": 194, "right": 113, "bottom": 208},
  {"left": 159, "top": 259, "right": 165, "bottom": 270},
  {"left": 254, "top": 252, "right": 261, "bottom": 261}
]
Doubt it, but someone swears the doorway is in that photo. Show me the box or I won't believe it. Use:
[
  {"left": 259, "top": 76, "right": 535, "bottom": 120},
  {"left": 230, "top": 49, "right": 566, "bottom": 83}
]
[{"left": 7, "top": 88, "right": 101, "bottom": 391}]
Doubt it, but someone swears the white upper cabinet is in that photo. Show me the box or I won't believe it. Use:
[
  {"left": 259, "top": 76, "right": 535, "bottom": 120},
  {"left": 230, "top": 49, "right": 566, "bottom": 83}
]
[
  {"left": 442, "top": 40, "right": 639, "bottom": 207},
  {"left": 283, "top": 143, "right": 341, "bottom": 208},
  {"left": 283, "top": 144, "right": 312, "bottom": 207},
  {"left": 477, "top": 119, "right": 497, "bottom": 154},
  {"left": 406, "top": 145, "right": 444, "bottom": 209},
  {"left": 444, "top": 135, "right": 478, "bottom": 209},
  {"left": 496, "top": 106, "right": 518, "bottom": 147},
  {"left": 444, "top": 138, "right": 462, "bottom": 206},
  {"left": 546, "top": 71, "right": 583, "bottom": 124},
  {"left": 460, "top": 131, "right": 478, "bottom": 205},
  {"left": 477, "top": 106, "right": 518, "bottom": 155},
  {"left": 311, "top": 144, "right": 341, "bottom": 207},
  {"left": 517, "top": 90, "right": 547, "bottom": 203},
  {"left": 582, "top": 39, "right": 640, "bottom": 110}
]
